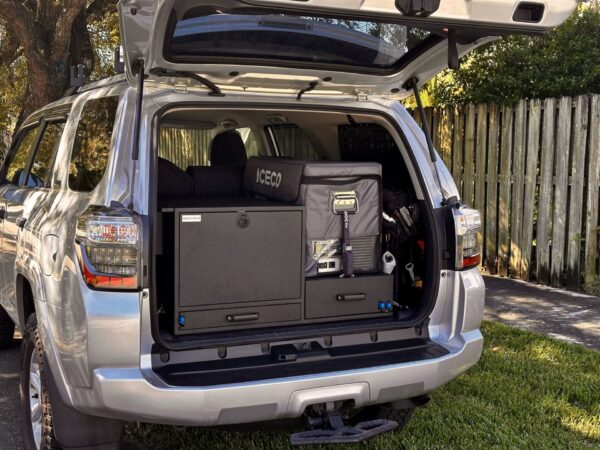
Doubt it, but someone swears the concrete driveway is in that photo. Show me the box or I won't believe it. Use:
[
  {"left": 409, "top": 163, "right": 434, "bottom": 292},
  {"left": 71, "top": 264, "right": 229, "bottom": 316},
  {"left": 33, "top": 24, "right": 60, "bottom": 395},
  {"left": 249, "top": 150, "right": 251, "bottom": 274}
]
[
  {"left": 484, "top": 276, "right": 600, "bottom": 350},
  {"left": 0, "top": 337, "right": 23, "bottom": 450}
]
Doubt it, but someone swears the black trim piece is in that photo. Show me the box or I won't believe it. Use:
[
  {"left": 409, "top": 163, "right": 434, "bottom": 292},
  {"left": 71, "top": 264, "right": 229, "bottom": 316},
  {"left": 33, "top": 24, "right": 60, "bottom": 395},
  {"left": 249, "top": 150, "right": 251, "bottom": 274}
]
[
  {"left": 155, "top": 338, "right": 448, "bottom": 387},
  {"left": 160, "top": 316, "right": 415, "bottom": 350},
  {"left": 297, "top": 81, "right": 319, "bottom": 101},
  {"left": 149, "top": 102, "right": 444, "bottom": 352},
  {"left": 235, "top": 1, "right": 551, "bottom": 36},
  {"left": 150, "top": 68, "right": 225, "bottom": 97}
]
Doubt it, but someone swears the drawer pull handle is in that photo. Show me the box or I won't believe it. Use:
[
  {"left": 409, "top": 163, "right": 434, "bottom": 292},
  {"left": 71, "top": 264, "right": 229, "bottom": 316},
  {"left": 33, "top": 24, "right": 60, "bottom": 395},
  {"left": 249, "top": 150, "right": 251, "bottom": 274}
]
[
  {"left": 336, "top": 293, "right": 366, "bottom": 302},
  {"left": 226, "top": 313, "right": 260, "bottom": 323}
]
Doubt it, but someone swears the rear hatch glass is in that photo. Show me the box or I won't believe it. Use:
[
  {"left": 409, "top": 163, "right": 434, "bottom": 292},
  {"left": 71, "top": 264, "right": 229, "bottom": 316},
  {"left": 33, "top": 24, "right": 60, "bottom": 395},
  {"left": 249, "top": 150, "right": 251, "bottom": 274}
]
[{"left": 166, "top": 12, "right": 435, "bottom": 73}]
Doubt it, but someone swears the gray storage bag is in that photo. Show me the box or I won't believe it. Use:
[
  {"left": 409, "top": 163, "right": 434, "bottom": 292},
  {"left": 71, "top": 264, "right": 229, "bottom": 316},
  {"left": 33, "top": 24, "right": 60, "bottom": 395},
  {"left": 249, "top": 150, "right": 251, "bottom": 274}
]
[{"left": 244, "top": 157, "right": 382, "bottom": 277}]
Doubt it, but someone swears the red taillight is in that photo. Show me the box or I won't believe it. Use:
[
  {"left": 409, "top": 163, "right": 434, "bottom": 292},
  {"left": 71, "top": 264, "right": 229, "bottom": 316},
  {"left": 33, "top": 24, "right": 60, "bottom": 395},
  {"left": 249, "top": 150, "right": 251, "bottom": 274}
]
[
  {"left": 453, "top": 206, "right": 482, "bottom": 270},
  {"left": 76, "top": 207, "right": 141, "bottom": 290}
]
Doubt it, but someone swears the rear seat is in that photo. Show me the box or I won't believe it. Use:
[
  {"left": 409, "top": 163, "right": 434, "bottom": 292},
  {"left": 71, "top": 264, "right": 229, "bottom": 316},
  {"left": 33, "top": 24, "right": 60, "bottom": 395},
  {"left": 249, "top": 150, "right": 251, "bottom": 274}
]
[
  {"left": 187, "top": 131, "right": 247, "bottom": 197},
  {"left": 158, "top": 131, "right": 249, "bottom": 208}
]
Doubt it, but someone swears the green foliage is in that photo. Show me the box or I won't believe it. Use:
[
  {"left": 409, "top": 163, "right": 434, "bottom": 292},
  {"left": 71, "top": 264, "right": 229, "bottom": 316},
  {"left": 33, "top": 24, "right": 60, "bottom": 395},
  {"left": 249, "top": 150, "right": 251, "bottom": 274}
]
[{"left": 429, "top": 2, "right": 600, "bottom": 106}]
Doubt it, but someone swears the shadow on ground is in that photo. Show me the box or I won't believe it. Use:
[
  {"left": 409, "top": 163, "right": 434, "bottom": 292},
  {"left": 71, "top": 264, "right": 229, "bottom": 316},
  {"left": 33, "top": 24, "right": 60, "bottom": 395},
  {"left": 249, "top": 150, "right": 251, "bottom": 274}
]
[{"left": 0, "top": 337, "right": 23, "bottom": 450}]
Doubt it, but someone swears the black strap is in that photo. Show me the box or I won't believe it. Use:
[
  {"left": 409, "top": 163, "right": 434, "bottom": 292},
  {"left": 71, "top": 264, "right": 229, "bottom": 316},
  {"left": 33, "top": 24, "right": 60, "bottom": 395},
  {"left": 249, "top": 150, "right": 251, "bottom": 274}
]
[{"left": 342, "top": 211, "right": 354, "bottom": 277}]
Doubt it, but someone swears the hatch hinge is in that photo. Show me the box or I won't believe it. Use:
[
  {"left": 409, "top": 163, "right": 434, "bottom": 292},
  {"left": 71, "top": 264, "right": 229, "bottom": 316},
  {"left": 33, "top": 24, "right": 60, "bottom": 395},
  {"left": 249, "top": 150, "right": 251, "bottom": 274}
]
[
  {"left": 173, "top": 82, "right": 189, "bottom": 94},
  {"left": 403, "top": 77, "right": 449, "bottom": 206}
]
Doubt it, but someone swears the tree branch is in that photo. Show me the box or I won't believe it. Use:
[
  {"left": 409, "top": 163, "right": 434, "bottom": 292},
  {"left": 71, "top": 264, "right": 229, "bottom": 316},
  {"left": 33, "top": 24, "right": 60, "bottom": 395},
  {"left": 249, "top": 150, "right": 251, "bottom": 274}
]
[{"left": 50, "top": 0, "right": 87, "bottom": 63}]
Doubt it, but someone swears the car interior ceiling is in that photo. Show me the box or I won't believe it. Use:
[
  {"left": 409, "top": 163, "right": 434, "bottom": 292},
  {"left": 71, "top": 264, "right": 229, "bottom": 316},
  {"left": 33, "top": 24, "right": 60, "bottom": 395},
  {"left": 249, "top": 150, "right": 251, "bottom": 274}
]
[{"left": 155, "top": 108, "right": 431, "bottom": 339}]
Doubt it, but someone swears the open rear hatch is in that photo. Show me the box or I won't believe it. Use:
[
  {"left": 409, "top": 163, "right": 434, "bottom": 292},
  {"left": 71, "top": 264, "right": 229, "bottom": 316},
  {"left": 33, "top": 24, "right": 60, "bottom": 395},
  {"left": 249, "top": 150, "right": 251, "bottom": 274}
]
[
  {"left": 122, "top": 0, "right": 577, "bottom": 347},
  {"left": 119, "top": 0, "right": 577, "bottom": 97}
]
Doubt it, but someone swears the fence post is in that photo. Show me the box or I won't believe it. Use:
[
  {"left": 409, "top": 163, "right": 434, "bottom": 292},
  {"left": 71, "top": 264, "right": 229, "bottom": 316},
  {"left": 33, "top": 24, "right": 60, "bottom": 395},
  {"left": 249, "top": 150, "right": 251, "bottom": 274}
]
[
  {"left": 566, "top": 96, "right": 590, "bottom": 288},
  {"left": 452, "top": 107, "right": 465, "bottom": 193},
  {"left": 510, "top": 100, "right": 527, "bottom": 278},
  {"left": 463, "top": 105, "right": 476, "bottom": 206},
  {"left": 536, "top": 98, "right": 556, "bottom": 284},
  {"left": 486, "top": 105, "right": 500, "bottom": 274},
  {"left": 585, "top": 96, "right": 600, "bottom": 288},
  {"left": 520, "top": 99, "right": 542, "bottom": 281},
  {"left": 551, "top": 97, "right": 573, "bottom": 287},
  {"left": 498, "top": 105, "right": 514, "bottom": 277}
]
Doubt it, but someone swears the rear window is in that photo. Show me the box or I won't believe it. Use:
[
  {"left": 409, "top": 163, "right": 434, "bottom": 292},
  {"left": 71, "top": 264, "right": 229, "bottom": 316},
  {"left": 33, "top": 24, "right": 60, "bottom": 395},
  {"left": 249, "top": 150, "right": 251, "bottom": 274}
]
[
  {"left": 69, "top": 97, "right": 118, "bottom": 192},
  {"left": 268, "top": 125, "right": 320, "bottom": 160},
  {"left": 167, "top": 12, "right": 433, "bottom": 71},
  {"left": 160, "top": 127, "right": 263, "bottom": 170}
]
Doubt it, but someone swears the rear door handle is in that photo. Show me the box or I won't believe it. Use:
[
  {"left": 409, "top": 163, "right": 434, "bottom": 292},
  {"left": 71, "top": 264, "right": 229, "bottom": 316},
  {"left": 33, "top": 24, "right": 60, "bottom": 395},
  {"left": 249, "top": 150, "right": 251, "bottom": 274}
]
[{"left": 17, "top": 218, "right": 27, "bottom": 229}]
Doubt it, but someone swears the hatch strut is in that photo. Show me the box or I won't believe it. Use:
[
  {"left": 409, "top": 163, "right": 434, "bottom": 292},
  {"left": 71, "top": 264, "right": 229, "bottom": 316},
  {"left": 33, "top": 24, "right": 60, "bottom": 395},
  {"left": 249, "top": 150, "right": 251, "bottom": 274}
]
[
  {"left": 128, "top": 60, "right": 145, "bottom": 210},
  {"left": 150, "top": 68, "right": 225, "bottom": 97},
  {"left": 403, "top": 77, "right": 449, "bottom": 205}
]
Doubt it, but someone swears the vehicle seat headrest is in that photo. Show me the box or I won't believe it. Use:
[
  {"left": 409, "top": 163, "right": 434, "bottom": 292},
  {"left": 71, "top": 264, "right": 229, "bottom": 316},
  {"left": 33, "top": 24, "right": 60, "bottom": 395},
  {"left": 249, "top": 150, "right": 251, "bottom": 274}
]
[{"left": 210, "top": 131, "right": 248, "bottom": 168}]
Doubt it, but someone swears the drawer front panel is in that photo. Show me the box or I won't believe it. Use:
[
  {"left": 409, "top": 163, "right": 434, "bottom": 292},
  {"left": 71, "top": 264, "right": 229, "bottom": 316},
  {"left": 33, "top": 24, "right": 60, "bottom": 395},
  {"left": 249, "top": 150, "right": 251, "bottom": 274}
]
[
  {"left": 305, "top": 275, "right": 394, "bottom": 319},
  {"left": 179, "top": 303, "right": 302, "bottom": 332},
  {"left": 178, "top": 209, "right": 303, "bottom": 307}
]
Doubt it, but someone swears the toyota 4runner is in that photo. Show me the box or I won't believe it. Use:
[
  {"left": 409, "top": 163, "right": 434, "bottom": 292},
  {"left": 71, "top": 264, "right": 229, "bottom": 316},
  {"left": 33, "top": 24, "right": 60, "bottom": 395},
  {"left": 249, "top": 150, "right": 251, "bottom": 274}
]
[{"left": 0, "top": 0, "right": 577, "bottom": 448}]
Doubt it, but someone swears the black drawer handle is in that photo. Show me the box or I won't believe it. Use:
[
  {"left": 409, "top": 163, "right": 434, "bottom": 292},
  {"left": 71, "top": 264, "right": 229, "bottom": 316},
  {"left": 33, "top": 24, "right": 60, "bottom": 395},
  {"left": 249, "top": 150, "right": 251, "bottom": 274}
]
[
  {"left": 226, "top": 313, "right": 260, "bottom": 323},
  {"left": 336, "top": 293, "right": 367, "bottom": 302}
]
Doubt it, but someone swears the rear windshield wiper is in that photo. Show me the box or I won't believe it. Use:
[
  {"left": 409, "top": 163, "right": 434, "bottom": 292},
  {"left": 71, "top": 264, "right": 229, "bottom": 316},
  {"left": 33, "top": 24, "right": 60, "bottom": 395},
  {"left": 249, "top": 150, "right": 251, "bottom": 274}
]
[{"left": 150, "top": 68, "right": 225, "bottom": 97}]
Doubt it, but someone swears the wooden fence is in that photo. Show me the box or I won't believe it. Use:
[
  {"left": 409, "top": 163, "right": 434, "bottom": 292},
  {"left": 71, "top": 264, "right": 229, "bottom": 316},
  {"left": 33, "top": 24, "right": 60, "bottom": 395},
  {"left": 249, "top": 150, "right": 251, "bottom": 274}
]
[{"left": 413, "top": 96, "right": 600, "bottom": 289}]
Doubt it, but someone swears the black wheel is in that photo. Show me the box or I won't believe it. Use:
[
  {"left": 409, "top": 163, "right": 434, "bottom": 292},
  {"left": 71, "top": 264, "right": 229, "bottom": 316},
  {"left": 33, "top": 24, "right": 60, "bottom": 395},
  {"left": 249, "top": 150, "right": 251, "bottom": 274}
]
[
  {"left": 0, "top": 305, "right": 15, "bottom": 349},
  {"left": 352, "top": 403, "right": 417, "bottom": 432},
  {"left": 20, "top": 314, "right": 59, "bottom": 450}
]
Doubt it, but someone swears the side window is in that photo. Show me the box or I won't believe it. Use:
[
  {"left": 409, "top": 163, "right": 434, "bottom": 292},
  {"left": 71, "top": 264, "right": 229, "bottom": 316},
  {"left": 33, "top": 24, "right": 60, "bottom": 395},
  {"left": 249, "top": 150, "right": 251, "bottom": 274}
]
[
  {"left": 3, "top": 127, "right": 39, "bottom": 186},
  {"left": 69, "top": 97, "right": 118, "bottom": 192},
  {"left": 27, "top": 121, "right": 66, "bottom": 188},
  {"left": 268, "top": 125, "right": 320, "bottom": 160}
]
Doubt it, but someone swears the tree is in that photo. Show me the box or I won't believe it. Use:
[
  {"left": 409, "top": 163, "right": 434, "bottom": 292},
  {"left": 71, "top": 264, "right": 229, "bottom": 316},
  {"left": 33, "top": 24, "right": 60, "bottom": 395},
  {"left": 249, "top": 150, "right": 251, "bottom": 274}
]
[
  {"left": 428, "top": 1, "right": 600, "bottom": 106},
  {"left": 0, "top": 0, "right": 117, "bottom": 127}
]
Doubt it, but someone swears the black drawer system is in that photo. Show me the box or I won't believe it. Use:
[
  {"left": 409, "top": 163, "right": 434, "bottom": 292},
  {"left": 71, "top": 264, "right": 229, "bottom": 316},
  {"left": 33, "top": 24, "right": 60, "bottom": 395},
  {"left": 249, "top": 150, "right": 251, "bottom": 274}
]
[
  {"left": 163, "top": 204, "right": 394, "bottom": 335},
  {"left": 168, "top": 204, "right": 305, "bottom": 335}
]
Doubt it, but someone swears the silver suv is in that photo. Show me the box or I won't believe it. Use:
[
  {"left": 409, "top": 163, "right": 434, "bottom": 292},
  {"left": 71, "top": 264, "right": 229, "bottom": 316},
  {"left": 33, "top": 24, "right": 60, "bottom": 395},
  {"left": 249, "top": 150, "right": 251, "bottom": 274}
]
[{"left": 0, "top": 1, "right": 576, "bottom": 448}]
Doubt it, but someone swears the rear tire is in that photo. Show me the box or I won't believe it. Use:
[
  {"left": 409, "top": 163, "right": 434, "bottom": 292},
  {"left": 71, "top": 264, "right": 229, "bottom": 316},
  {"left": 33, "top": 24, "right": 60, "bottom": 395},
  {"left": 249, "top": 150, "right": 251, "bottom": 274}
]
[
  {"left": 20, "top": 314, "right": 59, "bottom": 450},
  {"left": 20, "top": 314, "right": 124, "bottom": 450},
  {"left": 0, "top": 306, "right": 15, "bottom": 349}
]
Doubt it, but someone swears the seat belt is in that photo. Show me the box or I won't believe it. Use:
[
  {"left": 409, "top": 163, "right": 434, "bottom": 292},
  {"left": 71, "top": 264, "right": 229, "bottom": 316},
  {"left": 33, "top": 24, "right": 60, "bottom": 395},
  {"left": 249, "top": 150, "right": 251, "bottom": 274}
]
[{"left": 333, "top": 192, "right": 359, "bottom": 278}]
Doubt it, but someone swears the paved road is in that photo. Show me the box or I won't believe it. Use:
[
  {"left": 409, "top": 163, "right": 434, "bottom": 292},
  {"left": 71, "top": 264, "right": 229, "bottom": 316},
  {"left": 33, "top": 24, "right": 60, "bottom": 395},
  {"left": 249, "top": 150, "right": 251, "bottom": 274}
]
[
  {"left": 0, "top": 336, "right": 23, "bottom": 450},
  {"left": 0, "top": 277, "right": 597, "bottom": 449},
  {"left": 485, "top": 276, "right": 600, "bottom": 350}
]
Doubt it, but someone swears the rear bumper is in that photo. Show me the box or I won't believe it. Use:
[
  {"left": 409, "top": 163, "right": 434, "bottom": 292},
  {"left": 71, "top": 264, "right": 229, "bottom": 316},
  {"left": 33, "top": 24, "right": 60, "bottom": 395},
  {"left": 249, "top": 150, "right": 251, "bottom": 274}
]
[
  {"left": 54, "top": 268, "right": 485, "bottom": 426},
  {"left": 70, "top": 329, "right": 482, "bottom": 426}
]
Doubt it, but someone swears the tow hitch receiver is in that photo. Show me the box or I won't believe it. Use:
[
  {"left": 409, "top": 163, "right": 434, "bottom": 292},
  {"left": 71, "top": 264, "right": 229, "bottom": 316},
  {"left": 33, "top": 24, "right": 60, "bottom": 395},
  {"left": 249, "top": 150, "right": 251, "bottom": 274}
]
[{"left": 290, "top": 405, "right": 398, "bottom": 445}]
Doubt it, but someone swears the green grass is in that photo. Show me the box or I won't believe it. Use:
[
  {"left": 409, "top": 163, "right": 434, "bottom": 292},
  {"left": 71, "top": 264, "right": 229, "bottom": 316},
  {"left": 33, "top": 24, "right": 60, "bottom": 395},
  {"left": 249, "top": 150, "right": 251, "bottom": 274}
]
[{"left": 122, "top": 322, "right": 600, "bottom": 449}]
